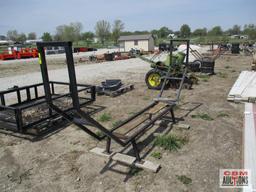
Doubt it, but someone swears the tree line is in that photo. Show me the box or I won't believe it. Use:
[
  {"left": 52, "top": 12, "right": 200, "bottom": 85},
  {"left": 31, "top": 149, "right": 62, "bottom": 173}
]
[{"left": 4, "top": 21, "right": 256, "bottom": 45}]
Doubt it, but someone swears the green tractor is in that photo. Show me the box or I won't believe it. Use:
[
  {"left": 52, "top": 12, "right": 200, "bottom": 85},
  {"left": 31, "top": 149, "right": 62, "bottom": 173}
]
[{"left": 144, "top": 51, "right": 196, "bottom": 90}]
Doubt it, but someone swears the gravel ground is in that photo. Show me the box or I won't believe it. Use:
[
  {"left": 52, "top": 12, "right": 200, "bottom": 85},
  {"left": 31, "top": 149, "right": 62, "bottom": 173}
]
[
  {"left": 0, "top": 58, "right": 150, "bottom": 91},
  {"left": 0, "top": 54, "right": 252, "bottom": 192}
]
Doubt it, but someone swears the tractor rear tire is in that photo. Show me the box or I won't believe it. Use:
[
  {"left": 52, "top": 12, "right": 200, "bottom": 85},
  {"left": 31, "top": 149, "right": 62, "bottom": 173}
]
[{"left": 145, "top": 69, "right": 163, "bottom": 90}]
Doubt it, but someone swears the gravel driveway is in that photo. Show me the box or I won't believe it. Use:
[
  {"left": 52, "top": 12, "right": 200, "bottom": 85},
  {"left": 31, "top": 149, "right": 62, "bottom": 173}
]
[{"left": 0, "top": 58, "right": 150, "bottom": 91}]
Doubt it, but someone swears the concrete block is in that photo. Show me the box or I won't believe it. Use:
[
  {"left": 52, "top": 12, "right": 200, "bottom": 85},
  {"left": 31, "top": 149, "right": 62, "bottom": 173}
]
[
  {"left": 173, "top": 123, "right": 190, "bottom": 129},
  {"left": 135, "top": 160, "right": 161, "bottom": 173},
  {"left": 153, "top": 132, "right": 164, "bottom": 137},
  {"left": 154, "top": 120, "right": 163, "bottom": 126},
  {"left": 90, "top": 147, "right": 114, "bottom": 158},
  {"left": 112, "top": 153, "right": 136, "bottom": 165}
]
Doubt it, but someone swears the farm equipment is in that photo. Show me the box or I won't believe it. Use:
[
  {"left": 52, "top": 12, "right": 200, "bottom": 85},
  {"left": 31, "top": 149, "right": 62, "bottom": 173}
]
[
  {"left": 16, "top": 48, "right": 38, "bottom": 59},
  {"left": 0, "top": 47, "right": 38, "bottom": 60},
  {"left": 144, "top": 41, "right": 195, "bottom": 90},
  {"left": 188, "top": 44, "right": 226, "bottom": 74},
  {"left": 0, "top": 50, "right": 16, "bottom": 60}
]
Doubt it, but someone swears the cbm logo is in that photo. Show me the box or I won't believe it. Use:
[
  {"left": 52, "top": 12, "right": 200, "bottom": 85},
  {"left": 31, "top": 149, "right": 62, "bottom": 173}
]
[{"left": 220, "top": 169, "right": 251, "bottom": 188}]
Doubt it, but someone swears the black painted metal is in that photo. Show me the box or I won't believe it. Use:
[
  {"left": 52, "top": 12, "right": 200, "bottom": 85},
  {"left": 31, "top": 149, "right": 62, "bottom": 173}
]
[
  {"left": 35, "top": 41, "right": 180, "bottom": 161},
  {"left": 0, "top": 81, "right": 95, "bottom": 135}
]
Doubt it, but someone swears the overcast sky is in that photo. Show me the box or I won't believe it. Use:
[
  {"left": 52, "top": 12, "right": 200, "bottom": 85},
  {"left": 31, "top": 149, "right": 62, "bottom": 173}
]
[{"left": 0, "top": 0, "right": 255, "bottom": 36}]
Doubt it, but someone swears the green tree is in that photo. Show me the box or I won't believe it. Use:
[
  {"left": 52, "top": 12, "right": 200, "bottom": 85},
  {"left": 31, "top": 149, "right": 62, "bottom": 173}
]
[
  {"left": 55, "top": 22, "right": 83, "bottom": 42},
  {"left": 133, "top": 30, "right": 149, "bottom": 35},
  {"left": 112, "top": 20, "right": 124, "bottom": 45},
  {"left": 158, "top": 26, "right": 172, "bottom": 38},
  {"left": 6, "top": 30, "right": 19, "bottom": 41},
  {"left": 226, "top": 25, "right": 241, "bottom": 35},
  {"left": 180, "top": 24, "right": 191, "bottom": 38},
  {"left": 95, "top": 20, "right": 111, "bottom": 44},
  {"left": 231, "top": 25, "right": 241, "bottom": 35},
  {"left": 81, "top": 32, "right": 94, "bottom": 45},
  {"left": 193, "top": 28, "right": 207, "bottom": 36},
  {"left": 17, "top": 33, "right": 27, "bottom": 43},
  {"left": 42, "top": 32, "right": 52, "bottom": 41},
  {"left": 243, "top": 24, "right": 256, "bottom": 39},
  {"left": 28, "top": 32, "right": 37, "bottom": 40},
  {"left": 208, "top": 26, "right": 223, "bottom": 36}
]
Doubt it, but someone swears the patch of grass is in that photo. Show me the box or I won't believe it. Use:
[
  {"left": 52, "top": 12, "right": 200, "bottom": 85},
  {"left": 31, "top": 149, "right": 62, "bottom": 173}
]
[
  {"left": 98, "top": 113, "right": 112, "bottom": 122},
  {"left": 129, "top": 166, "right": 143, "bottom": 176},
  {"left": 176, "top": 175, "right": 192, "bottom": 185},
  {"left": 151, "top": 151, "right": 162, "bottom": 159},
  {"left": 128, "top": 111, "right": 136, "bottom": 115},
  {"left": 217, "top": 72, "right": 228, "bottom": 78},
  {"left": 95, "top": 131, "right": 105, "bottom": 137},
  {"left": 191, "top": 113, "right": 214, "bottom": 121},
  {"left": 112, "top": 120, "right": 123, "bottom": 128},
  {"left": 196, "top": 74, "right": 210, "bottom": 82},
  {"left": 231, "top": 69, "right": 236, "bottom": 73},
  {"left": 217, "top": 112, "right": 230, "bottom": 118},
  {"left": 225, "top": 65, "right": 230, "bottom": 69},
  {"left": 153, "top": 134, "right": 188, "bottom": 151},
  {"left": 143, "top": 96, "right": 150, "bottom": 100}
]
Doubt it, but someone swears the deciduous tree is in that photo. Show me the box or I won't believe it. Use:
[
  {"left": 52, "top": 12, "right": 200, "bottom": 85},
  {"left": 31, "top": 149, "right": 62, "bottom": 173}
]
[
  {"left": 112, "top": 20, "right": 124, "bottom": 45},
  {"left": 95, "top": 20, "right": 111, "bottom": 44},
  {"left": 42, "top": 32, "right": 52, "bottom": 41},
  {"left": 180, "top": 24, "right": 191, "bottom": 38}
]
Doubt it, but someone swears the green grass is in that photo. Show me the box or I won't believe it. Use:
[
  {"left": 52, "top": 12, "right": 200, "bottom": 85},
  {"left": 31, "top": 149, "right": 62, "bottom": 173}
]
[
  {"left": 231, "top": 69, "right": 236, "bottom": 73},
  {"left": 98, "top": 113, "right": 112, "bottom": 122},
  {"left": 95, "top": 131, "right": 105, "bottom": 137},
  {"left": 143, "top": 96, "right": 150, "bottom": 100},
  {"left": 112, "top": 120, "right": 123, "bottom": 128},
  {"left": 151, "top": 151, "right": 162, "bottom": 159},
  {"left": 225, "top": 66, "right": 230, "bottom": 69},
  {"left": 176, "top": 175, "right": 192, "bottom": 185},
  {"left": 129, "top": 167, "right": 143, "bottom": 176},
  {"left": 196, "top": 74, "right": 210, "bottom": 82},
  {"left": 217, "top": 112, "right": 230, "bottom": 118},
  {"left": 217, "top": 72, "right": 228, "bottom": 78},
  {"left": 153, "top": 134, "right": 188, "bottom": 151},
  {"left": 191, "top": 113, "right": 214, "bottom": 121}
]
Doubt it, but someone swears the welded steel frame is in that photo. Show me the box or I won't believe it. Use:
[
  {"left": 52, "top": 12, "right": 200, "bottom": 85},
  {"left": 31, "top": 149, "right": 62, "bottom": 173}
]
[
  {"left": 36, "top": 41, "right": 177, "bottom": 161},
  {"left": 0, "top": 81, "right": 95, "bottom": 134}
]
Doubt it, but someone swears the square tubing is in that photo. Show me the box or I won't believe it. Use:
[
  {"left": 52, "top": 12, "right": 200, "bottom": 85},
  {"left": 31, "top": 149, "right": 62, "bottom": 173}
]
[
  {"left": 51, "top": 82, "right": 55, "bottom": 95},
  {"left": 17, "top": 90, "right": 21, "bottom": 104},
  {"left": 26, "top": 88, "right": 31, "bottom": 101},
  {"left": 37, "top": 46, "right": 53, "bottom": 106},
  {"left": 131, "top": 140, "right": 141, "bottom": 161},
  {"left": 170, "top": 108, "right": 176, "bottom": 124},
  {"left": 34, "top": 86, "right": 38, "bottom": 99},
  {"left": 64, "top": 42, "right": 81, "bottom": 110},
  {"left": 106, "top": 137, "right": 111, "bottom": 154},
  {"left": 15, "top": 109, "right": 23, "bottom": 132},
  {"left": 0, "top": 94, "right": 5, "bottom": 106}
]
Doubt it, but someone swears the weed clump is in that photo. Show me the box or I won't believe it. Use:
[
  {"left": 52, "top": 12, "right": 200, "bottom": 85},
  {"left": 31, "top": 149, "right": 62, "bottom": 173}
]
[
  {"left": 191, "top": 113, "right": 214, "bottom": 121},
  {"left": 153, "top": 134, "right": 188, "bottom": 151},
  {"left": 98, "top": 113, "right": 112, "bottom": 122},
  {"left": 176, "top": 175, "right": 192, "bottom": 185},
  {"left": 217, "top": 112, "right": 230, "bottom": 118},
  {"left": 151, "top": 151, "right": 162, "bottom": 159}
]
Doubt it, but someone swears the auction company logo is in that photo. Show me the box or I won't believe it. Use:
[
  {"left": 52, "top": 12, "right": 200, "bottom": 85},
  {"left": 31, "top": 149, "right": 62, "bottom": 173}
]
[{"left": 219, "top": 169, "right": 252, "bottom": 189}]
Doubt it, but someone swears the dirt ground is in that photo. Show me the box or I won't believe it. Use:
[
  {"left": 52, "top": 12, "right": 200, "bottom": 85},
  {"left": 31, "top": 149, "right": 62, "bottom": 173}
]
[{"left": 0, "top": 54, "right": 253, "bottom": 192}]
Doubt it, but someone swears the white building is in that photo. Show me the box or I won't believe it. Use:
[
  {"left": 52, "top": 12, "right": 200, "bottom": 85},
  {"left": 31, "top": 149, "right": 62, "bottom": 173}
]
[{"left": 118, "top": 34, "right": 154, "bottom": 52}]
